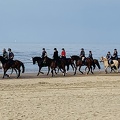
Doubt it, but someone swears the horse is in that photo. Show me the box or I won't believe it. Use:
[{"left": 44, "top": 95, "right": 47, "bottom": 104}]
[
  {"left": 92, "top": 59, "right": 101, "bottom": 70},
  {"left": 74, "top": 57, "right": 95, "bottom": 75},
  {"left": 100, "top": 56, "right": 119, "bottom": 73},
  {"left": 43, "top": 56, "right": 66, "bottom": 77},
  {"left": 111, "top": 56, "right": 120, "bottom": 68},
  {"left": 0, "top": 56, "right": 25, "bottom": 78},
  {"left": 71, "top": 55, "right": 100, "bottom": 70},
  {"left": 71, "top": 55, "right": 101, "bottom": 70},
  {"left": 58, "top": 57, "right": 75, "bottom": 72},
  {"left": 32, "top": 57, "right": 50, "bottom": 76},
  {"left": 65, "top": 58, "right": 75, "bottom": 71},
  {"left": 70, "top": 55, "right": 80, "bottom": 63}
]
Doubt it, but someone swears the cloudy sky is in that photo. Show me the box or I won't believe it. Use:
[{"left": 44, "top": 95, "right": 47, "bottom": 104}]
[{"left": 0, "top": 0, "right": 120, "bottom": 44}]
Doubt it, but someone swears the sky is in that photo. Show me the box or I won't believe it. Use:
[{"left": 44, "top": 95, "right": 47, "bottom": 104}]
[{"left": 0, "top": 0, "right": 120, "bottom": 44}]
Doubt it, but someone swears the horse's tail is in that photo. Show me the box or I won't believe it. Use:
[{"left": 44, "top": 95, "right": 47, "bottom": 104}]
[
  {"left": 96, "top": 60, "right": 101, "bottom": 69},
  {"left": 21, "top": 62, "right": 25, "bottom": 73},
  {"left": 94, "top": 59, "right": 101, "bottom": 69},
  {"left": 93, "top": 60, "right": 96, "bottom": 70}
]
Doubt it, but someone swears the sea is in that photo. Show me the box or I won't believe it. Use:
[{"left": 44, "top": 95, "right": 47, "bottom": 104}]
[{"left": 0, "top": 42, "right": 120, "bottom": 73}]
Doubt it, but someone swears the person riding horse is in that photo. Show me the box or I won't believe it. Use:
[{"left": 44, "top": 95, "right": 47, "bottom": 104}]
[
  {"left": 88, "top": 51, "right": 93, "bottom": 60},
  {"left": 53, "top": 48, "right": 59, "bottom": 66},
  {"left": 106, "top": 51, "right": 112, "bottom": 64},
  {"left": 3, "top": 48, "right": 8, "bottom": 60},
  {"left": 8, "top": 48, "right": 14, "bottom": 60},
  {"left": 41, "top": 48, "right": 47, "bottom": 64},
  {"left": 112, "top": 49, "right": 118, "bottom": 60},
  {"left": 61, "top": 48, "right": 66, "bottom": 59},
  {"left": 7, "top": 48, "right": 15, "bottom": 66},
  {"left": 41, "top": 48, "right": 47, "bottom": 59},
  {"left": 80, "top": 48, "right": 85, "bottom": 65}
]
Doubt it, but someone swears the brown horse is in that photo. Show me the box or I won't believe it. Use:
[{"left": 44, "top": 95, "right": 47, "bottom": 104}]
[
  {"left": 43, "top": 56, "right": 66, "bottom": 77},
  {"left": 57, "top": 57, "right": 75, "bottom": 73},
  {"left": 74, "top": 57, "right": 95, "bottom": 75},
  {"left": 0, "top": 56, "right": 25, "bottom": 78},
  {"left": 71, "top": 55, "right": 100, "bottom": 70}
]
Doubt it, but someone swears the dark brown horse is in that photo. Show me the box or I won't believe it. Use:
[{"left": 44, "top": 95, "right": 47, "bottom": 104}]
[
  {"left": 92, "top": 59, "right": 101, "bottom": 70},
  {"left": 32, "top": 56, "right": 51, "bottom": 76},
  {"left": 58, "top": 57, "right": 75, "bottom": 72},
  {"left": 0, "top": 56, "right": 25, "bottom": 78},
  {"left": 43, "top": 56, "right": 66, "bottom": 77},
  {"left": 71, "top": 55, "right": 100, "bottom": 70},
  {"left": 73, "top": 57, "right": 95, "bottom": 75}
]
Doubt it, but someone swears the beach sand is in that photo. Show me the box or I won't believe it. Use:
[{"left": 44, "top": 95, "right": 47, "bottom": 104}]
[{"left": 0, "top": 71, "right": 120, "bottom": 120}]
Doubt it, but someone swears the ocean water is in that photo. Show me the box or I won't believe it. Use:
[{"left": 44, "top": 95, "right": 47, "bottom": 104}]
[{"left": 0, "top": 42, "right": 120, "bottom": 73}]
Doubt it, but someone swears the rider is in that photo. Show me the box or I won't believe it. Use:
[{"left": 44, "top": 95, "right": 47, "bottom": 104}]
[
  {"left": 112, "top": 49, "right": 118, "bottom": 60},
  {"left": 88, "top": 51, "right": 93, "bottom": 60},
  {"left": 41, "top": 48, "right": 47, "bottom": 59},
  {"left": 8, "top": 48, "right": 14, "bottom": 60},
  {"left": 8, "top": 48, "right": 14, "bottom": 66},
  {"left": 53, "top": 48, "right": 59, "bottom": 66},
  {"left": 41, "top": 48, "right": 47, "bottom": 64},
  {"left": 80, "top": 48, "right": 85, "bottom": 65},
  {"left": 53, "top": 48, "right": 59, "bottom": 61},
  {"left": 3, "top": 48, "right": 8, "bottom": 60},
  {"left": 61, "top": 48, "right": 66, "bottom": 59},
  {"left": 106, "top": 51, "right": 112, "bottom": 64}
]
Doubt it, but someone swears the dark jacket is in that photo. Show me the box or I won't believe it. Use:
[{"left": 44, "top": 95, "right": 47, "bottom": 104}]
[
  {"left": 42, "top": 50, "right": 47, "bottom": 58},
  {"left": 53, "top": 50, "right": 58, "bottom": 61},
  {"left": 9, "top": 52, "right": 14, "bottom": 60}
]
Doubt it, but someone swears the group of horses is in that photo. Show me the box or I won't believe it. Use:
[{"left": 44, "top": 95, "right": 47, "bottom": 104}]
[
  {"left": 0, "top": 54, "right": 119, "bottom": 79},
  {"left": 32, "top": 55, "right": 101, "bottom": 77}
]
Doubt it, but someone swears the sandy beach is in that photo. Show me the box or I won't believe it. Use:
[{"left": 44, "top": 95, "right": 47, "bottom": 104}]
[{"left": 0, "top": 71, "right": 120, "bottom": 120}]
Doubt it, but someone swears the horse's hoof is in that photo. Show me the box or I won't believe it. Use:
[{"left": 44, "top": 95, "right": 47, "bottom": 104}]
[{"left": 7, "top": 74, "right": 10, "bottom": 78}]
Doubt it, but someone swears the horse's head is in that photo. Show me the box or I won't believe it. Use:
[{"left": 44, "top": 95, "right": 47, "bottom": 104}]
[
  {"left": 100, "top": 56, "right": 107, "bottom": 62},
  {"left": 32, "top": 57, "right": 37, "bottom": 64},
  {"left": 32, "top": 57, "right": 42, "bottom": 64}
]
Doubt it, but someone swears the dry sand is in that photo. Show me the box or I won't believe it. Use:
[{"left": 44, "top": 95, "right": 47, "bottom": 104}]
[{"left": 0, "top": 71, "right": 120, "bottom": 120}]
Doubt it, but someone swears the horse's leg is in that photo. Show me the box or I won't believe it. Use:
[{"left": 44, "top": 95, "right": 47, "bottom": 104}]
[
  {"left": 114, "top": 64, "right": 119, "bottom": 73},
  {"left": 37, "top": 67, "right": 40, "bottom": 76},
  {"left": 14, "top": 68, "right": 17, "bottom": 74},
  {"left": 47, "top": 67, "right": 50, "bottom": 75},
  {"left": 10, "top": 68, "right": 17, "bottom": 76},
  {"left": 37, "top": 67, "right": 43, "bottom": 76},
  {"left": 67, "top": 65, "right": 69, "bottom": 71},
  {"left": 71, "top": 63, "right": 75, "bottom": 71},
  {"left": 10, "top": 68, "right": 14, "bottom": 75},
  {"left": 86, "top": 66, "right": 90, "bottom": 74},
  {"left": 85, "top": 67, "right": 87, "bottom": 71},
  {"left": 90, "top": 66, "right": 93, "bottom": 74},
  {"left": 74, "top": 66, "right": 77, "bottom": 75},
  {"left": 63, "top": 66, "right": 66, "bottom": 76},
  {"left": 54, "top": 68, "right": 57, "bottom": 74},
  {"left": 3, "top": 69, "right": 9, "bottom": 78},
  {"left": 17, "top": 69, "right": 21, "bottom": 78},
  {"left": 2, "top": 70, "right": 5, "bottom": 78},
  {"left": 79, "top": 66, "right": 83, "bottom": 74},
  {"left": 105, "top": 67, "right": 107, "bottom": 73},
  {"left": 51, "top": 69, "right": 54, "bottom": 77}
]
